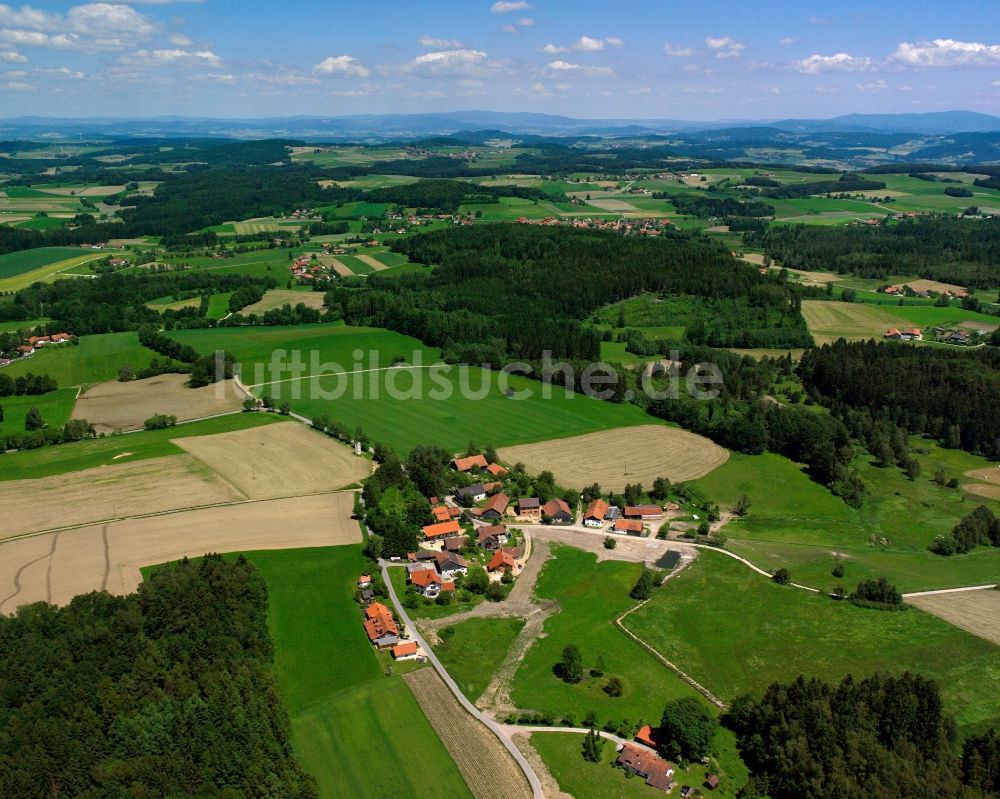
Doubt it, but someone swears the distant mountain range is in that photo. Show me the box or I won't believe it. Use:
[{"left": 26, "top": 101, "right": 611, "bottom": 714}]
[{"left": 1, "top": 110, "right": 998, "bottom": 140}]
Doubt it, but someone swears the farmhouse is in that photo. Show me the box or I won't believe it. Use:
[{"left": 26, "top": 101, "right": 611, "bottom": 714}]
[
  {"left": 391, "top": 641, "right": 419, "bottom": 661},
  {"left": 422, "top": 520, "right": 463, "bottom": 541},
  {"left": 409, "top": 568, "right": 456, "bottom": 599},
  {"left": 431, "top": 505, "right": 452, "bottom": 522},
  {"left": 486, "top": 462, "right": 508, "bottom": 477},
  {"left": 363, "top": 602, "right": 399, "bottom": 649},
  {"left": 542, "top": 498, "right": 574, "bottom": 524},
  {"left": 584, "top": 498, "right": 609, "bottom": 527},
  {"left": 442, "top": 537, "right": 465, "bottom": 553},
  {"left": 614, "top": 519, "right": 645, "bottom": 536},
  {"left": 357, "top": 575, "right": 372, "bottom": 588},
  {"left": 478, "top": 492, "right": 510, "bottom": 521},
  {"left": 50, "top": 332, "right": 71, "bottom": 343},
  {"left": 516, "top": 497, "right": 542, "bottom": 521},
  {"left": 883, "top": 327, "right": 923, "bottom": 341},
  {"left": 616, "top": 744, "right": 675, "bottom": 793},
  {"left": 635, "top": 725, "right": 662, "bottom": 749},
  {"left": 456, "top": 484, "right": 487, "bottom": 503},
  {"left": 488, "top": 547, "right": 520, "bottom": 573},
  {"left": 624, "top": 505, "right": 663, "bottom": 520},
  {"left": 452, "top": 454, "right": 488, "bottom": 472},
  {"left": 478, "top": 524, "right": 509, "bottom": 550},
  {"left": 434, "top": 551, "right": 468, "bottom": 579}
]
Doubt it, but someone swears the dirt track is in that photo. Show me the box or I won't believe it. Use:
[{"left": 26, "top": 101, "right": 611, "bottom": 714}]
[{"left": 0, "top": 491, "right": 359, "bottom": 613}]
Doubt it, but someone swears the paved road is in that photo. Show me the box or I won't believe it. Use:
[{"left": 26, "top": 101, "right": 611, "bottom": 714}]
[{"left": 380, "top": 559, "right": 545, "bottom": 799}]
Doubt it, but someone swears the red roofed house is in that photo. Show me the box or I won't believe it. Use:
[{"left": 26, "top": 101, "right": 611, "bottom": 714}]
[
  {"left": 616, "top": 744, "right": 674, "bottom": 793},
  {"left": 542, "top": 498, "right": 574, "bottom": 524},
  {"left": 624, "top": 505, "right": 663, "bottom": 520},
  {"left": 704, "top": 775, "right": 720, "bottom": 791},
  {"left": 49, "top": 333, "right": 71, "bottom": 343},
  {"left": 409, "top": 568, "right": 455, "bottom": 598},
  {"left": 391, "top": 641, "right": 419, "bottom": 661},
  {"left": 584, "top": 499, "right": 609, "bottom": 528},
  {"left": 421, "top": 520, "right": 462, "bottom": 541},
  {"left": 635, "top": 725, "right": 661, "bottom": 749},
  {"left": 451, "top": 454, "right": 488, "bottom": 472},
  {"left": 488, "top": 548, "right": 518, "bottom": 573},
  {"left": 363, "top": 602, "right": 399, "bottom": 649},
  {"left": 614, "top": 519, "right": 645, "bottom": 536},
  {"left": 486, "top": 462, "right": 508, "bottom": 477},
  {"left": 478, "top": 492, "right": 510, "bottom": 522},
  {"left": 18, "top": 345, "right": 34, "bottom": 355},
  {"left": 357, "top": 575, "right": 372, "bottom": 588},
  {"left": 431, "top": 505, "right": 452, "bottom": 522}
]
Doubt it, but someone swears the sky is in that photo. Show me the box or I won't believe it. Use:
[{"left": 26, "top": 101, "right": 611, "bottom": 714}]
[{"left": 0, "top": 0, "right": 999, "bottom": 120}]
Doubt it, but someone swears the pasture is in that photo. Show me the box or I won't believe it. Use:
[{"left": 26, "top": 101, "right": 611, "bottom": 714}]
[
  {"left": 497, "top": 424, "right": 729, "bottom": 491},
  {"left": 404, "top": 668, "right": 533, "bottom": 799},
  {"left": 0, "top": 493, "right": 360, "bottom": 612},
  {"left": 175, "top": 421, "right": 371, "bottom": 499},
  {"left": 0, "top": 246, "right": 88, "bottom": 278},
  {"left": 964, "top": 466, "right": 1000, "bottom": 501},
  {"left": 622, "top": 550, "right": 1000, "bottom": 731},
  {"left": 2, "top": 331, "right": 157, "bottom": 387},
  {"left": 242, "top": 288, "right": 326, "bottom": 314},
  {"left": 0, "top": 252, "right": 108, "bottom": 292},
  {"left": 908, "top": 590, "right": 1000, "bottom": 646},
  {"left": 802, "top": 300, "right": 908, "bottom": 344},
  {"left": 0, "top": 388, "right": 77, "bottom": 435},
  {"left": 72, "top": 374, "right": 243, "bottom": 433},
  {"left": 511, "top": 546, "right": 702, "bottom": 726},
  {"left": 434, "top": 618, "right": 526, "bottom": 702}
]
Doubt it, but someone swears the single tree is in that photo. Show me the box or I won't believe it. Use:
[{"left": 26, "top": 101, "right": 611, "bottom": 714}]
[
  {"left": 558, "top": 644, "right": 584, "bottom": 683},
  {"left": 659, "top": 697, "right": 718, "bottom": 761},
  {"left": 581, "top": 728, "right": 604, "bottom": 762},
  {"left": 25, "top": 405, "right": 43, "bottom": 431}
]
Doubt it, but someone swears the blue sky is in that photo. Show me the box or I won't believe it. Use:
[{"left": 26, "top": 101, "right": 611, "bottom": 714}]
[{"left": 1, "top": 0, "right": 998, "bottom": 119}]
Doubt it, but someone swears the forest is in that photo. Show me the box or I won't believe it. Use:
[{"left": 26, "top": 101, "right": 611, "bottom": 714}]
[
  {"left": 725, "top": 672, "right": 996, "bottom": 799},
  {"left": 750, "top": 216, "right": 1000, "bottom": 288},
  {"left": 0, "top": 555, "right": 317, "bottom": 798}
]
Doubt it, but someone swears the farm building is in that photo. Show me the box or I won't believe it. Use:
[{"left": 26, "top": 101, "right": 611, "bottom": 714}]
[
  {"left": 516, "top": 497, "right": 542, "bottom": 521},
  {"left": 431, "top": 505, "right": 452, "bottom": 522},
  {"left": 434, "top": 551, "right": 468, "bottom": 579},
  {"left": 624, "top": 505, "right": 663, "bottom": 520},
  {"left": 635, "top": 725, "right": 662, "bottom": 749},
  {"left": 442, "top": 537, "right": 465, "bottom": 553},
  {"left": 486, "top": 463, "right": 508, "bottom": 477},
  {"left": 705, "top": 775, "right": 720, "bottom": 791},
  {"left": 542, "top": 498, "right": 574, "bottom": 524},
  {"left": 409, "top": 568, "right": 455, "bottom": 599},
  {"left": 478, "top": 524, "right": 509, "bottom": 550},
  {"left": 363, "top": 602, "right": 399, "bottom": 649},
  {"left": 488, "top": 547, "right": 520, "bottom": 573},
  {"left": 614, "top": 519, "right": 645, "bottom": 536},
  {"left": 452, "top": 454, "right": 488, "bottom": 472},
  {"left": 584, "top": 499, "right": 609, "bottom": 527},
  {"left": 616, "top": 744, "right": 674, "bottom": 793},
  {"left": 456, "top": 484, "right": 487, "bottom": 503},
  {"left": 357, "top": 575, "right": 371, "bottom": 588},
  {"left": 883, "top": 327, "right": 923, "bottom": 341},
  {"left": 391, "top": 641, "right": 419, "bottom": 661},
  {"left": 422, "top": 519, "right": 463, "bottom": 541},
  {"left": 478, "top": 492, "right": 510, "bottom": 521}
]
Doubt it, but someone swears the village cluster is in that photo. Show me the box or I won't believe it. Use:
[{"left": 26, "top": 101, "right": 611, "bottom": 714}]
[
  {"left": 515, "top": 216, "right": 673, "bottom": 236},
  {"left": 0, "top": 331, "right": 74, "bottom": 368}
]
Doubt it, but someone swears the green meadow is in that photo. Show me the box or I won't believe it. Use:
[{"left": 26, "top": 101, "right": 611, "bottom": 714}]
[
  {"left": 0, "top": 246, "right": 87, "bottom": 278},
  {"left": 433, "top": 617, "right": 525, "bottom": 702},
  {"left": 623, "top": 550, "right": 1000, "bottom": 732},
  {"left": 2, "top": 332, "right": 157, "bottom": 387},
  {"left": 0, "top": 388, "right": 78, "bottom": 435}
]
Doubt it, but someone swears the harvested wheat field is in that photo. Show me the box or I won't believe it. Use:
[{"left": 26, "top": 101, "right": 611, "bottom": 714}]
[
  {"left": 963, "top": 467, "right": 1000, "bottom": 501},
  {"left": 174, "top": 421, "right": 371, "bottom": 499},
  {"left": 243, "top": 288, "right": 326, "bottom": 315},
  {"left": 73, "top": 374, "right": 244, "bottom": 433},
  {"left": 404, "top": 668, "right": 532, "bottom": 799},
  {"left": 497, "top": 425, "right": 728, "bottom": 492},
  {"left": 354, "top": 253, "right": 389, "bottom": 271},
  {"left": 909, "top": 590, "right": 1000, "bottom": 646},
  {"left": 43, "top": 185, "right": 126, "bottom": 197},
  {"left": 889, "top": 278, "right": 968, "bottom": 296},
  {"left": 0, "top": 455, "right": 241, "bottom": 538},
  {"left": 586, "top": 198, "right": 639, "bottom": 212},
  {"left": 802, "top": 300, "right": 910, "bottom": 345},
  {"left": 0, "top": 492, "right": 360, "bottom": 612},
  {"left": 322, "top": 255, "right": 354, "bottom": 276}
]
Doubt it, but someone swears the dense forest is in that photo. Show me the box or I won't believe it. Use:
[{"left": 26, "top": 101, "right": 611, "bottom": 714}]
[
  {"left": 331, "top": 224, "right": 811, "bottom": 361},
  {"left": 0, "top": 556, "right": 317, "bottom": 798},
  {"left": 725, "top": 672, "right": 992, "bottom": 799},
  {"left": 750, "top": 216, "right": 1000, "bottom": 288},
  {"left": 799, "top": 339, "right": 1000, "bottom": 459}
]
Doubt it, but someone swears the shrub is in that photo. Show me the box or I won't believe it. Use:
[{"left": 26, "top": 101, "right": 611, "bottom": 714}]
[
  {"left": 772, "top": 568, "right": 791, "bottom": 585},
  {"left": 604, "top": 536, "right": 617, "bottom": 550}
]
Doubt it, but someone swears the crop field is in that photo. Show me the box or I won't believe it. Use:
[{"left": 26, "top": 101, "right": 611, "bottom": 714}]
[
  {"left": 0, "top": 252, "right": 107, "bottom": 292},
  {"left": 963, "top": 467, "right": 1000, "bottom": 501},
  {"left": 242, "top": 288, "right": 326, "bottom": 314},
  {"left": 0, "top": 412, "right": 279, "bottom": 481},
  {"left": 404, "top": 668, "right": 533, "bottom": 799},
  {"left": 0, "top": 388, "right": 77, "bottom": 435},
  {"left": 283, "top": 367, "right": 658, "bottom": 456},
  {"left": 246, "top": 545, "right": 473, "bottom": 799},
  {"left": 174, "top": 421, "right": 371, "bottom": 499},
  {"left": 72, "top": 374, "right": 243, "bottom": 433},
  {"left": 232, "top": 220, "right": 284, "bottom": 234},
  {"left": 623, "top": 550, "right": 1000, "bottom": 731},
  {"left": 511, "top": 546, "right": 702, "bottom": 726},
  {"left": 434, "top": 618, "right": 526, "bottom": 702},
  {"left": 802, "top": 300, "right": 914, "bottom": 344},
  {"left": 0, "top": 493, "right": 359, "bottom": 612},
  {"left": 0, "top": 246, "right": 88, "bottom": 278},
  {"left": 695, "top": 448, "right": 1000, "bottom": 592},
  {"left": 1, "top": 331, "right": 157, "bottom": 386},
  {"left": 908, "top": 590, "right": 1000, "bottom": 646},
  {"left": 498, "top": 424, "right": 728, "bottom": 491},
  {"left": 353, "top": 253, "right": 389, "bottom": 271}
]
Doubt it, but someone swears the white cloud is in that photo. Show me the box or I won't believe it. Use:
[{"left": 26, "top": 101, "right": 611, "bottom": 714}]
[
  {"left": 0, "top": 2, "right": 158, "bottom": 51},
  {"left": 407, "top": 48, "right": 489, "bottom": 75},
  {"left": 0, "top": 30, "right": 76, "bottom": 47},
  {"left": 993, "top": 80, "right": 1000, "bottom": 87},
  {"left": 0, "top": 47, "right": 25, "bottom": 61},
  {"left": 546, "top": 59, "right": 613, "bottom": 76},
  {"left": 856, "top": 78, "right": 888, "bottom": 92},
  {"left": 490, "top": 0, "right": 529, "bottom": 12},
  {"left": 605, "top": 36, "right": 622, "bottom": 47},
  {"left": 130, "top": 48, "right": 221, "bottom": 66},
  {"left": 539, "top": 43, "right": 567, "bottom": 53},
  {"left": 778, "top": 37, "right": 795, "bottom": 46},
  {"left": 0, "top": 4, "right": 59, "bottom": 29},
  {"left": 502, "top": 16, "right": 532, "bottom": 33},
  {"left": 794, "top": 52, "right": 874, "bottom": 74},
  {"left": 518, "top": 17, "right": 533, "bottom": 26},
  {"left": 705, "top": 36, "right": 744, "bottom": 58},
  {"left": 573, "top": 35, "right": 604, "bottom": 51},
  {"left": 313, "top": 54, "right": 369, "bottom": 77},
  {"left": 168, "top": 33, "right": 191, "bottom": 46},
  {"left": 419, "top": 35, "right": 463, "bottom": 48},
  {"left": 891, "top": 39, "right": 1000, "bottom": 67},
  {"left": 663, "top": 43, "right": 694, "bottom": 57},
  {"left": 2, "top": 78, "right": 28, "bottom": 89}
]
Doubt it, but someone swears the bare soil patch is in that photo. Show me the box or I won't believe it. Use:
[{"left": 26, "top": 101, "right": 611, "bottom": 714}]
[
  {"left": 0, "top": 454, "right": 240, "bottom": 539},
  {"left": 404, "top": 668, "right": 533, "bottom": 799},
  {"left": 243, "top": 289, "right": 326, "bottom": 315},
  {"left": 963, "top": 467, "right": 1000, "bottom": 501},
  {"left": 73, "top": 374, "right": 243, "bottom": 433},
  {"left": 890, "top": 278, "right": 968, "bottom": 295},
  {"left": 497, "top": 425, "right": 728, "bottom": 492},
  {"left": 909, "top": 590, "right": 1000, "bottom": 646},
  {"left": 324, "top": 255, "right": 354, "bottom": 276},
  {"left": 0, "top": 492, "right": 359, "bottom": 612},
  {"left": 174, "top": 421, "right": 371, "bottom": 500}
]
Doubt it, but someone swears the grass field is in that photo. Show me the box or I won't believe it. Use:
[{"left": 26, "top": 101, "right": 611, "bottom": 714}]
[
  {"left": 243, "top": 288, "right": 325, "bottom": 314},
  {"left": 0, "top": 252, "right": 108, "bottom": 292},
  {"left": 206, "top": 291, "right": 234, "bottom": 319},
  {"left": 907, "top": 590, "right": 1000, "bottom": 646},
  {"left": 623, "top": 550, "right": 1000, "bottom": 732},
  {"left": 247, "top": 546, "right": 473, "bottom": 799},
  {"left": 0, "top": 317, "right": 49, "bottom": 333},
  {"left": 802, "top": 300, "right": 909, "bottom": 344},
  {"left": 511, "top": 546, "right": 703, "bottom": 727},
  {"left": 389, "top": 566, "right": 484, "bottom": 619},
  {"left": 694, "top": 448, "right": 1000, "bottom": 592},
  {"left": 285, "top": 367, "right": 660, "bottom": 456},
  {"left": 0, "top": 411, "right": 280, "bottom": 481},
  {"left": 434, "top": 618, "right": 526, "bottom": 702},
  {"left": 2, "top": 332, "right": 156, "bottom": 387},
  {"left": 0, "top": 388, "right": 77, "bottom": 435},
  {"left": 0, "top": 246, "right": 87, "bottom": 278},
  {"left": 497, "top": 425, "right": 728, "bottom": 492}
]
